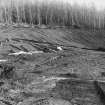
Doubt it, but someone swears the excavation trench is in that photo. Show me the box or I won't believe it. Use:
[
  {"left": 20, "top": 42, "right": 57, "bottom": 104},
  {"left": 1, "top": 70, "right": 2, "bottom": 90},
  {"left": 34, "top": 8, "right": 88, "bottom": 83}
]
[
  {"left": 21, "top": 74, "right": 105, "bottom": 105},
  {"left": 51, "top": 78, "right": 105, "bottom": 105}
]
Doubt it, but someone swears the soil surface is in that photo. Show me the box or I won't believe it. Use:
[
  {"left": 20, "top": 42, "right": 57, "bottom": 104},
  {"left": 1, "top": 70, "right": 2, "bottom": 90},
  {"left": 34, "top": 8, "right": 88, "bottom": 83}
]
[{"left": 0, "top": 24, "right": 105, "bottom": 105}]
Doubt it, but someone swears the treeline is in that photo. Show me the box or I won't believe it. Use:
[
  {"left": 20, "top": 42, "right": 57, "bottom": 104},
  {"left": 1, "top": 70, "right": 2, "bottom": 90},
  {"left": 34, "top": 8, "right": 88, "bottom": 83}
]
[{"left": 0, "top": 0, "right": 105, "bottom": 29}]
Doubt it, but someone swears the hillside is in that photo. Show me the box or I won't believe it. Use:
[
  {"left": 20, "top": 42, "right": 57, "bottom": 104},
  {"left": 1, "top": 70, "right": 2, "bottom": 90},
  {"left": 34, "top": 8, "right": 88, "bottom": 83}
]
[
  {"left": 0, "top": 25, "right": 105, "bottom": 56},
  {"left": 0, "top": 25, "right": 104, "bottom": 105}
]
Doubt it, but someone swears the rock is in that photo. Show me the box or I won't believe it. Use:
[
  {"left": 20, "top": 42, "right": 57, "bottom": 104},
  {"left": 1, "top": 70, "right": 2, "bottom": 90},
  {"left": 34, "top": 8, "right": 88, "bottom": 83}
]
[
  {"left": 19, "top": 97, "right": 72, "bottom": 105},
  {"left": 0, "top": 101, "right": 6, "bottom": 105},
  {"left": 49, "top": 98, "right": 72, "bottom": 105},
  {"left": 8, "top": 89, "right": 21, "bottom": 98},
  {"left": 17, "top": 97, "right": 35, "bottom": 105}
]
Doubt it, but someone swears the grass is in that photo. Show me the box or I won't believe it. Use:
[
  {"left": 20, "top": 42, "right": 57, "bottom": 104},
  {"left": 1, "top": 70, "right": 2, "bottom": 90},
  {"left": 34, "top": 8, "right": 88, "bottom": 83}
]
[{"left": 0, "top": 0, "right": 105, "bottom": 29}]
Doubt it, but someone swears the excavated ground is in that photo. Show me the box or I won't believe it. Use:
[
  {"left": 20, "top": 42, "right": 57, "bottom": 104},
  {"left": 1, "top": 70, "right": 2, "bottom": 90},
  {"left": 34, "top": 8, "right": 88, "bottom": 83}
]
[{"left": 0, "top": 24, "right": 105, "bottom": 105}]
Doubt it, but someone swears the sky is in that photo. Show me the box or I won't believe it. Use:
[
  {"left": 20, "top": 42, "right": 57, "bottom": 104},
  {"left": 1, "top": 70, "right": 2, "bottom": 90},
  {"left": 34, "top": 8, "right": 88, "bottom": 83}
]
[
  {"left": 64, "top": 0, "right": 105, "bottom": 10},
  {"left": 32, "top": 0, "right": 105, "bottom": 11},
  {"left": 48, "top": 0, "right": 105, "bottom": 10},
  {"left": 0, "top": 0, "right": 105, "bottom": 11}
]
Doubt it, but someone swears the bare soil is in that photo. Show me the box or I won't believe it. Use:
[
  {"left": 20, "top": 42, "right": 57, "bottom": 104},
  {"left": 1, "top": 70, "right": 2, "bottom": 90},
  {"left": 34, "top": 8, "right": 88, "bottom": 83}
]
[{"left": 0, "top": 25, "right": 105, "bottom": 105}]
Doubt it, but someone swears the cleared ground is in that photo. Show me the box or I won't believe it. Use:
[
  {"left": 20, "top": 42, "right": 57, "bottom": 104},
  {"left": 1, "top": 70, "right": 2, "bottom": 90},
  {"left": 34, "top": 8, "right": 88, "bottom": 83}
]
[{"left": 0, "top": 25, "right": 105, "bottom": 105}]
